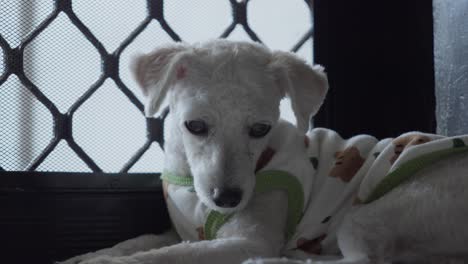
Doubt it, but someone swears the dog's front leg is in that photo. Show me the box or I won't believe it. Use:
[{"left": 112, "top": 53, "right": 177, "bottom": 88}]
[
  {"left": 80, "top": 237, "right": 276, "bottom": 264},
  {"left": 78, "top": 182, "right": 289, "bottom": 264},
  {"left": 58, "top": 229, "right": 180, "bottom": 264}
]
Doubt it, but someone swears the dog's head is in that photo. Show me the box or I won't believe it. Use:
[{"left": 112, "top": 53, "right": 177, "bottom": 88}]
[{"left": 132, "top": 40, "right": 328, "bottom": 213}]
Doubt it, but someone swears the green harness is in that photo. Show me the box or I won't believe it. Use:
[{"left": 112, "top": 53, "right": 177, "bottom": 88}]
[
  {"left": 364, "top": 138, "right": 468, "bottom": 203},
  {"left": 161, "top": 170, "right": 304, "bottom": 240}
]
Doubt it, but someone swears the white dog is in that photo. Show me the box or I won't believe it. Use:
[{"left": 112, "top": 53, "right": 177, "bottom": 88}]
[{"left": 61, "top": 40, "right": 468, "bottom": 264}]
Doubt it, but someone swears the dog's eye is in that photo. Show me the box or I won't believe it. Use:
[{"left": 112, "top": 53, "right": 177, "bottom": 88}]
[
  {"left": 185, "top": 120, "right": 208, "bottom": 135},
  {"left": 249, "top": 123, "right": 271, "bottom": 138}
]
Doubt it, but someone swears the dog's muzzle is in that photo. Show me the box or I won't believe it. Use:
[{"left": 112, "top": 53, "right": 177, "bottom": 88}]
[{"left": 211, "top": 187, "right": 243, "bottom": 208}]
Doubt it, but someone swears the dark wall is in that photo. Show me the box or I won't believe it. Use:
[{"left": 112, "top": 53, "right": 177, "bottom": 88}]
[
  {"left": 0, "top": 172, "right": 170, "bottom": 264},
  {"left": 313, "top": 0, "right": 436, "bottom": 139}
]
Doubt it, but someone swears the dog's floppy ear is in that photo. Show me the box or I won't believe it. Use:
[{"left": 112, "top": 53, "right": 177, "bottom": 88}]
[
  {"left": 131, "top": 43, "right": 189, "bottom": 117},
  {"left": 270, "top": 51, "right": 328, "bottom": 133}
]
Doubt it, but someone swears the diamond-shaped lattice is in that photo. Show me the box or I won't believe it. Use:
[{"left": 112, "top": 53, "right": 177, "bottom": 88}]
[
  {"left": 248, "top": 0, "right": 311, "bottom": 50},
  {"left": 0, "top": 0, "right": 54, "bottom": 48},
  {"left": 23, "top": 13, "right": 101, "bottom": 113},
  {"left": 226, "top": 26, "right": 255, "bottom": 42},
  {"left": 0, "top": 0, "right": 315, "bottom": 173},
  {"left": 37, "top": 140, "right": 91, "bottom": 172},
  {"left": 120, "top": 20, "right": 173, "bottom": 104},
  {"left": 0, "top": 75, "right": 53, "bottom": 171},
  {"left": 165, "top": 0, "right": 231, "bottom": 42},
  {"left": 129, "top": 143, "right": 164, "bottom": 173},
  {"left": 74, "top": 79, "right": 146, "bottom": 172},
  {"left": 73, "top": 0, "right": 147, "bottom": 52}
]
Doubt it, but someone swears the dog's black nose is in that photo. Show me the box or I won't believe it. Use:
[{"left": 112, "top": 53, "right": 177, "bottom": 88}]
[{"left": 212, "top": 188, "right": 243, "bottom": 208}]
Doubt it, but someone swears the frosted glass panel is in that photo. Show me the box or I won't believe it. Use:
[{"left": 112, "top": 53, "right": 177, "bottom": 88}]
[
  {"left": 165, "top": 0, "right": 231, "bottom": 42},
  {"left": 73, "top": 0, "right": 147, "bottom": 52},
  {"left": 249, "top": 0, "right": 310, "bottom": 50},
  {"left": 434, "top": 0, "right": 468, "bottom": 135}
]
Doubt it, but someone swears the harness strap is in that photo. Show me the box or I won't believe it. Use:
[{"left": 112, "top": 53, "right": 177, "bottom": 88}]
[
  {"left": 161, "top": 171, "right": 193, "bottom": 186},
  {"left": 161, "top": 170, "right": 304, "bottom": 240},
  {"left": 364, "top": 138, "right": 468, "bottom": 203}
]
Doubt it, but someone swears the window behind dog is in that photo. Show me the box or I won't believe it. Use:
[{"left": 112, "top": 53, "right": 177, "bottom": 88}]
[{"left": 0, "top": 0, "right": 314, "bottom": 173}]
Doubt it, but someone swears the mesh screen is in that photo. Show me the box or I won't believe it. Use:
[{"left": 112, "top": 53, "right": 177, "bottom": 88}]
[
  {"left": 0, "top": 0, "right": 314, "bottom": 173},
  {"left": 0, "top": 46, "right": 4, "bottom": 75}
]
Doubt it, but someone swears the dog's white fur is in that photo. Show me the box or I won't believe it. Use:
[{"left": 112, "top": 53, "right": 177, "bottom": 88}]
[{"left": 61, "top": 40, "right": 468, "bottom": 264}]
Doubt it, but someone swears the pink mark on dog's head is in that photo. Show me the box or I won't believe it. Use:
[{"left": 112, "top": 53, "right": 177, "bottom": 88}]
[{"left": 176, "top": 66, "right": 187, "bottom": 80}]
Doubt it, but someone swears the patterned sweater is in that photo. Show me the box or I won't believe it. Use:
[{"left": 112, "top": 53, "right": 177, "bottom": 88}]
[{"left": 161, "top": 127, "right": 468, "bottom": 257}]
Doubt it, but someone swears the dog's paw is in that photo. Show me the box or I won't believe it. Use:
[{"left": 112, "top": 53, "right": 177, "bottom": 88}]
[
  {"left": 78, "top": 256, "right": 130, "bottom": 264},
  {"left": 243, "top": 257, "right": 310, "bottom": 264},
  {"left": 55, "top": 259, "right": 82, "bottom": 264},
  {"left": 55, "top": 253, "right": 95, "bottom": 264}
]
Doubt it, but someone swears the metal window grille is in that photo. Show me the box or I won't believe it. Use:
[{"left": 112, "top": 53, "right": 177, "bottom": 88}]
[{"left": 0, "top": 0, "right": 314, "bottom": 173}]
